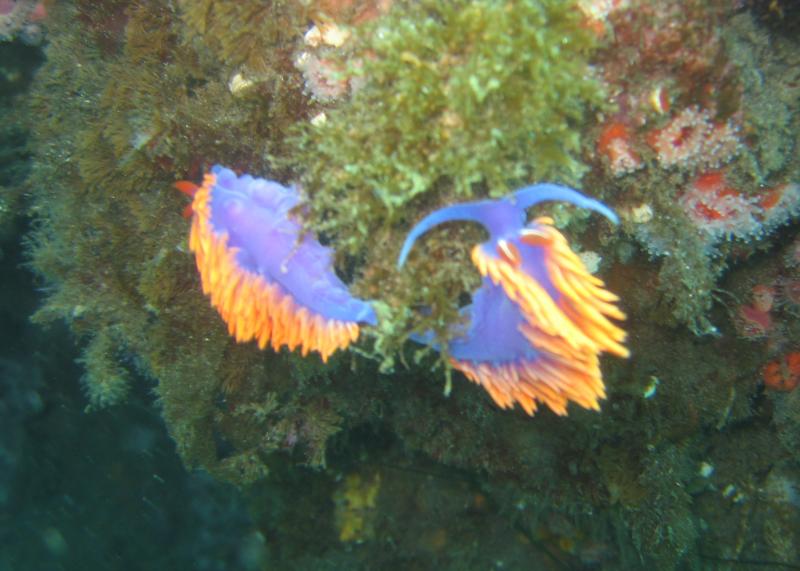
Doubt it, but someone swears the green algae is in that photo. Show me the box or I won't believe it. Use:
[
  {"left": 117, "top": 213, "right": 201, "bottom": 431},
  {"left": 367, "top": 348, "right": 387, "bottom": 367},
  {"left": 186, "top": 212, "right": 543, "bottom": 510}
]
[
  {"left": 25, "top": 0, "right": 312, "bottom": 472},
  {"left": 293, "top": 0, "right": 604, "bottom": 257},
  {"left": 286, "top": 0, "right": 607, "bottom": 366}
]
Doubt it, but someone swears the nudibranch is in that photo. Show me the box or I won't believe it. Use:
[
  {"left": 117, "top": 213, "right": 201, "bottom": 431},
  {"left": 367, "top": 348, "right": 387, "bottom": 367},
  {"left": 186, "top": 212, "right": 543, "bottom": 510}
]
[
  {"left": 177, "top": 165, "right": 376, "bottom": 362},
  {"left": 398, "top": 184, "right": 629, "bottom": 416}
]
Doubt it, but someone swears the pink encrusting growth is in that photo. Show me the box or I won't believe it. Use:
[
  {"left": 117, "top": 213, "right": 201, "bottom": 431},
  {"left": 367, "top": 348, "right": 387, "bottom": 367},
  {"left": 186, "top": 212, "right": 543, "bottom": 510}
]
[
  {"left": 734, "top": 303, "right": 773, "bottom": 340},
  {"left": 597, "top": 122, "right": 642, "bottom": 176},
  {"left": 295, "top": 53, "right": 350, "bottom": 102},
  {"left": 679, "top": 171, "right": 800, "bottom": 243},
  {"left": 757, "top": 182, "right": 800, "bottom": 233},
  {"left": 647, "top": 106, "right": 740, "bottom": 170},
  {"left": 679, "top": 171, "right": 760, "bottom": 240}
]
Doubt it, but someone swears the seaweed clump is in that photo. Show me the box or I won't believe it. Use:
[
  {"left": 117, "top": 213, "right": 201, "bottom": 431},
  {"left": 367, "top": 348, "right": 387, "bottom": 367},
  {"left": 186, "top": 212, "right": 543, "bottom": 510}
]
[
  {"left": 293, "top": 0, "right": 604, "bottom": 257},
  {"left": 25, "top": 0, "right": 325, "bottom": 479}
]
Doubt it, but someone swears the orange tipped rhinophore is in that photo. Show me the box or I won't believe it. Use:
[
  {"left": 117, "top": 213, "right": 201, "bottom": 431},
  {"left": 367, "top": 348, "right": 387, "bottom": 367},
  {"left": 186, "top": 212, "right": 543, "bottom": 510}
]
[{"left": 182, "top": 165, "right": 376, "bottom": 361}]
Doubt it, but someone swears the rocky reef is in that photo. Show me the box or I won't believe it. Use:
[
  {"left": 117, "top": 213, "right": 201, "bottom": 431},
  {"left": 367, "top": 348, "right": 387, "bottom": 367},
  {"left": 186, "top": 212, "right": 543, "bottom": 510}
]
[{"left": 3, "top": 0, "right": 800, "bottom": 569}]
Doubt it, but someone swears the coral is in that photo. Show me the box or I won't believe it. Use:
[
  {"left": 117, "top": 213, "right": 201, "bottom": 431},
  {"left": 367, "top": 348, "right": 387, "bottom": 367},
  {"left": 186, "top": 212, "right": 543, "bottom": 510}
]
[
  {"left": 294, "top": 19, "right": 365, "bottom": 103},
  {"left": 295, "top": 52, "right": 350, "bottom": 102},
  {"left": 677, "top": 172, "right": 800, "bottom": 246},
  {"left": 679, "top": 171, "right": 760, "bottom": 241},
  {"left": 596, "top": 121, "right": 642, "bottom": 176},
  {"left": 646, "top": 106, "right": 740, "bottom": 170},
  {"left": 589, "top": 8, "right": 746, "bottom": 333},
  {"left": 580, "top": 1, "right": 800, "bottom": 333},
  {"left": 758, "top": 183, "right": 800, "bottom": 233}
]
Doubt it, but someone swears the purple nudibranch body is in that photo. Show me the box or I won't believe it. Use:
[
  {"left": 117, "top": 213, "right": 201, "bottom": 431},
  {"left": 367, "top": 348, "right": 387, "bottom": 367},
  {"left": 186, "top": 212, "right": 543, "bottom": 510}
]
[{"left": 398, "top": 184, "right": 629, "bottom": 416}]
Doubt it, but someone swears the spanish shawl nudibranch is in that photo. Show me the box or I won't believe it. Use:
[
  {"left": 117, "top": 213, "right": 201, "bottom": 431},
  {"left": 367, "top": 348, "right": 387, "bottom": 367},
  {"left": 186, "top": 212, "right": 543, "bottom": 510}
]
[
  {"left": 398, "top": 184, "right": 629, "bottom": 416},
  {"left": 177, "top": 165, "right": 376, "bottom": 362}
]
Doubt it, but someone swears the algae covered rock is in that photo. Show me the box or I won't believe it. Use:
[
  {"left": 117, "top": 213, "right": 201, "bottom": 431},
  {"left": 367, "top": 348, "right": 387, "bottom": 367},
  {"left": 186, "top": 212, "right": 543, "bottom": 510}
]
[{"left": 294, "top": 0, "right": 605, "bottom": 255}]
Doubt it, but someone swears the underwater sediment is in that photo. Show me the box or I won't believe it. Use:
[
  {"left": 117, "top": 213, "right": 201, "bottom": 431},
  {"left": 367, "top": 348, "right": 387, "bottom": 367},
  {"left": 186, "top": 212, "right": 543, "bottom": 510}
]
[{"left": 4, "top": 0, "right": 800, "bottom": 568}]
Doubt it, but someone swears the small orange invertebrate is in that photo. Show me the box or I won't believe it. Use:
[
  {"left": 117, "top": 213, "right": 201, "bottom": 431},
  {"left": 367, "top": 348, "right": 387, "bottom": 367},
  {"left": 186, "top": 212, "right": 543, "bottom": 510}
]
[
  {"left": 762, "top": 352, "right": 800, "bottom": 392},
  {"left": 597, "top": 122, "right": 641, "bottom": 176}
]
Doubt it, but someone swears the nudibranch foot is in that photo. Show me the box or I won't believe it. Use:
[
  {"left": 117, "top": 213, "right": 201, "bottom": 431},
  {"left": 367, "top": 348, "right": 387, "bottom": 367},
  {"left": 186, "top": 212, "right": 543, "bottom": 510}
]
[
  {"left": 184, "top": 165, "right": 376, "bottom": 362},
  {"left": 398, "top": 183, "right": 628, "bottom": 416}
]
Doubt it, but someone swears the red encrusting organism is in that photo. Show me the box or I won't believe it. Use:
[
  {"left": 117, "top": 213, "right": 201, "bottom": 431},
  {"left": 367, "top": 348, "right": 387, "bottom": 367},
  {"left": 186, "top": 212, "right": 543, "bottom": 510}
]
[
  {"left": 734, "top": 303, "right": 773, "bottom": 340},
  {"left": 679, "top": 171, "right": 761, "bottom": 241},
  {"left": 762, "top": 351, "right": 800, "bottom": 392},
  {"left": 597, "top": 121, "right": 642, "bottom": 176}
]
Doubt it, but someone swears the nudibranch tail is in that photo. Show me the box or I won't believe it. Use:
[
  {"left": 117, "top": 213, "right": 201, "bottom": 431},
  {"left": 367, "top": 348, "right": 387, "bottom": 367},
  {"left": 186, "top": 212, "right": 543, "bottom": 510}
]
[
  {"left": 398, "top": 184, "right": 628, "bottom": 416},
  {"left": 186, "top": 166, "right": 375, "bottom": 362}
]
